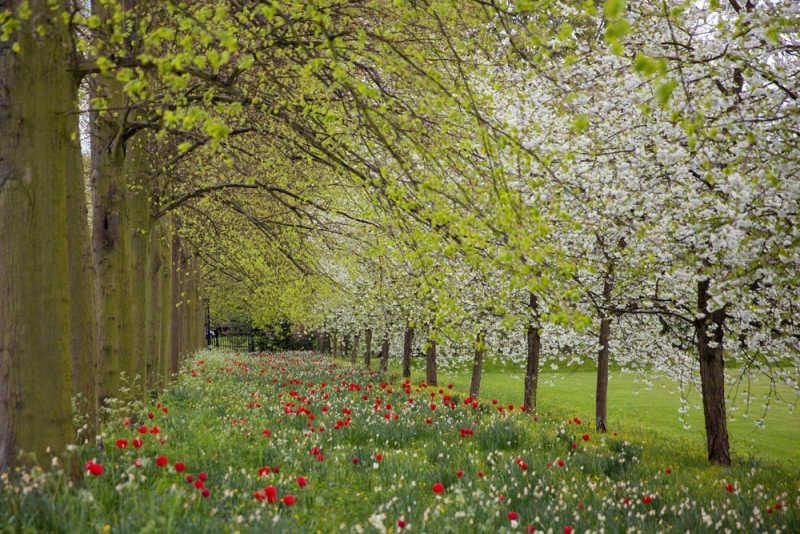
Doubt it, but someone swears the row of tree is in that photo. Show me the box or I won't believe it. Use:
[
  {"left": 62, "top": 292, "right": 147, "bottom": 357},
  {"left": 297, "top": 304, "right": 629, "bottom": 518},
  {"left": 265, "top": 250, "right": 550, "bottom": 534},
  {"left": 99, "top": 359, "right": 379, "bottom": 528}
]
[{"left": 1, "top": 0, "right": 798, "bottom": 471}]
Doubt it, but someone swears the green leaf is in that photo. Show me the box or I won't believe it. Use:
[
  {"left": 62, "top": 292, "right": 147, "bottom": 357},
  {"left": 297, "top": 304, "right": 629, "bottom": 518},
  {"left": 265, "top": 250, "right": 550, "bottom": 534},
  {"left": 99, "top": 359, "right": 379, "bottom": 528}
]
[
  {"left": 571, "top": 114, "right": 590, "bottom": 134},
  {"left": 604, "top": 0, "right": 626, "bottom": 19},
  {"left": 655, "top": 79, "right": 678, "bottom": 107}
]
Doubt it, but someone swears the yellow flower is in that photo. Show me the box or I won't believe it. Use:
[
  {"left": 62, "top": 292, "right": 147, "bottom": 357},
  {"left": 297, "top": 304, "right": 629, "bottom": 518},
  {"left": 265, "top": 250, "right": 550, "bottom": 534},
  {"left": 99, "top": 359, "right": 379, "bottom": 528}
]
[{"left": 103, "top": 526, "right": 111, "bottom": 532}]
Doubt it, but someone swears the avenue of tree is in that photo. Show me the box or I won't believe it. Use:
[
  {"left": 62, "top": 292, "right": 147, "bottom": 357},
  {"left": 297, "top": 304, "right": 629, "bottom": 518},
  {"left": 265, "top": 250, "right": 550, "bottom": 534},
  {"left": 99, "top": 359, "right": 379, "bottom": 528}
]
[{"left": 0, "top": 0, "right": 798, "bottom": 472}]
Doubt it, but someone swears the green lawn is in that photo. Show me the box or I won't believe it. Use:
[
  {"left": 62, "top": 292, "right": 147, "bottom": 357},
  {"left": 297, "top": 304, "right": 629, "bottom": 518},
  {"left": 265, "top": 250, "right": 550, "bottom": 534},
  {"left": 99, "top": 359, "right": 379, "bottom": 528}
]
[{"left": 398, "top": 356, "right": 800, "bottom": 466}]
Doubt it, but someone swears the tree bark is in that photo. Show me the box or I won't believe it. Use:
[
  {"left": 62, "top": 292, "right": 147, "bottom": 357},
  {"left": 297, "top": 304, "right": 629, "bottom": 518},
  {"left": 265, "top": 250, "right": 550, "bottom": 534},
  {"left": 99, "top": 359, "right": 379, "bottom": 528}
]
[
  {"left": 351, "top": 334, "right": 360, "bottom": 365},
  {"left": 145, "top": 224, "right": 162, "bottom": 392},
  {"left": 364, "top": 328, "right": 372, "bottom": 369},
  {"left": 157, "top": 217, "right": 173, "bottom": 386},
  {"left": 170, "top": 216, "right": 183, "bottom": 375},
  {"left": 402, "top": 324, "right": 414, "bottom": 378},
  {"left": 523, "top": 293, "right": 541, "bottom": 411},
  {"left": 332, "top": 333, "right": 338, "bottom": 359},
  {"left": 380, "top": 337, "right": 390, "bottom": 373},
  {"left": 426, "top": 339, "right": 437, "bottom": 386},
  {"left": 470, "top": 332, "right": 486, "bottom": 398},
  {"left": 66, "top": 87, "right": 98, "bottom": 436},
  {"left": 696, "top": 279, "right": 731, "bottom": 466},
  {"left": 0, "top": 2, "right": 79, "bottom": 472},
  {"left": 596, "top": 276, "right": 613, "bottom": 433}
]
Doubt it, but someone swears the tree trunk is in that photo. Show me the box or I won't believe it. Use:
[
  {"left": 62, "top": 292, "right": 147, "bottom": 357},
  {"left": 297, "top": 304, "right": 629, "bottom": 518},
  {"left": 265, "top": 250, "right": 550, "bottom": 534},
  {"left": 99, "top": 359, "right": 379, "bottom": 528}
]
[
  {"left": 696, "top": 279, "right": 731, "bottom": 466},
  {"left": 158, "top": 217, "right": 173, "bottom": 386},
  {"left": 351, "top": 334, "right": 359, "bottom": 365},
  {"left": 145, "top": 225, "right": 162, "bottom": 392},
  {"left": 596, "top": 315, "right": 611, "bottom": 433},
  {"left": 596, "top": 275, "right": 613, "bottom": 433},
  {"left": 470, "top": 332, "right": 486, "bottom": 398},
  {"left": 402, "top": 325, "right": 414, "bottom": 378},
  {"left": 66, "top": 90, "right": 98, "bottom": 436},
  {"left": 523, "top": 293, "right": 541, "bottom": 411},
  {"left": 364, "top": 329, "right": 372, "bottom": 369},
  {"left": 426, "top": 339, "right": 437, "bottom": 386},
  {"left": 380, "top": 337, "right": 390, "bottom": 373},
  {"left": 0, "top": 3, "right": 79, "bottom": 472},
  {"left": 332, "top": 333, "right": 338, "bottom": 359},
  {"left": 170, "top": 217, "right": 183, "bottom": 375},
  {"left": 125, "top": 132, "right": 150, "bottom": 400}
]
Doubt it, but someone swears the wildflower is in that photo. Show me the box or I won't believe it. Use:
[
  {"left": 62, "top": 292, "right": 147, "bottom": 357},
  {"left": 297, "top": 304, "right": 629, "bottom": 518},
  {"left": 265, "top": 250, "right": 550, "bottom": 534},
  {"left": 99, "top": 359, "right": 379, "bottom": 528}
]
[
  {"left": 426, "top": 418, "right": 433, "bottom": 424},
  {"left": 397, "top": 519, "right": 406, "bottom": 528},
  {"left": 375, "top": 454, "right": 382, "bottom": 462},
  {"left": 725, "top": 483, "right": 734, "bottom": 493},
  {"left": 132, "top": 438, "right": 143, "bottom": 448},
  {"left": 456, "top": 470, "right": 463, "bottom": 477},
  {"left": 174, "top": 462, "right": 185, "bottom": 472},
  {"left": 665, "top": 468, "right": 671, "bottom": 474},
  {"left": 148, "top": 412, "right": 154, "bottom": 419},
  {"left": 642, "top": 495, "right": 651, "bottom": 504},
  {"left": 432, "top": 483, "right": 444, "bottom": 494},
  {"left": 582, "top": 434, "right": 590, "bottom": 441},
  {"left": 186, "top": 475, "right": 194, "bottom": 483},
  {"left": 564, "top": 527, "right": 573, "bottom": 534},
  {"left": 258, "top": 467, "right": 271, "bottom": 476},
  {"left": 508, "top": 511, "right": 518, "bottom": 520},
  {"left": 201, "top": 489, "right": 210, "bottom": 498},
  {"left": 199, "top": 472, "right": 207, "bottom": 481},
  {"left": 137, "top": 426, "right": 148, "bottom": 434},
  {"left": 115, "top": 439, "right": 128, "bottom": 449},
  {"left": 133, "top": 458, "right": 143, "bottom": 468},
  {"left": 298, "top": 476, "right": 307, "bottom": 487},
  {"left": 478, "top": 471, "right": 484, "bottom": 477},
  {"left": 156, "top": 456, "right": 168, "bottom": 467},
  {"left": 557, "top": 459, "right": 564, "bottom": 467},
  {"left": 283, "top": 495, "right": 295, "bottom": 506},
  {"left": 265, "top": 485, "right": 278, "bottom": 503},
  {"left": 195, "top": 480, "right": 204, "bottom": 489}
]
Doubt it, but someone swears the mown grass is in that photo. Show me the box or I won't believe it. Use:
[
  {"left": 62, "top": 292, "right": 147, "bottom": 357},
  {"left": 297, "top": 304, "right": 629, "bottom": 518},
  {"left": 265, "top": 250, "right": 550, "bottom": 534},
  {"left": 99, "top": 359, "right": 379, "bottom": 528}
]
[
  {"left": 400, "top": 355, "right": 800, "bottom": 466},
  {"left": 1, "top": 350, "right": 798, "bottom": 533}
]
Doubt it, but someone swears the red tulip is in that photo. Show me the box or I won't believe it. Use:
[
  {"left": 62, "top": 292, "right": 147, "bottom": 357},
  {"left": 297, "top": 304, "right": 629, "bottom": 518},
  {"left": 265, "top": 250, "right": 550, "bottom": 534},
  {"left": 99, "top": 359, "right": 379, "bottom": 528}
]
[
  {"left": 582, "top": 434, "right": 590, "bottom": 441},
  {"left": 174, "top": 461, "right": 186, "bottom": 472},
  {"left": 138, "top": 426, "right": 148, "bottom": 434},
  {"left": 133, "top": 458, "right": 143, "bottom": 468},
  {"left": 85, "top": 461, "right": 103, "bottom": 476},
  {"left": 258, "top": 467, "right": 271, "bottom": 476},
  {"left": 478, "top": 471, "right": 484, "bottom": 477},
  {"left": 508, "top": 511, "right": 518, "bottom": 521},
  {"left": 525, "top": 526, "right": 535, "bottom": 533},
  {"left": 132, "top": 438, "right": 143, "bottom": 448},
  {"left": 397, "top": 519, "right": 406, "bottom": 528},
  {"left": 665, "top": 468, "right": 671, "bottom": 474},
  {"left": 425, "top": 418, "right": 433, "bottom": 424},
  {"left": 199, "top": 472, "right": 207, "bottom": 481},
  {"left": 557, "top": 459, "right": 564, "bottom": 467},
  {"left": 564, "top": 527, "right": 573, "bottom": 534},
  {"left": 352, "top": 457, "right": 359, "bottom": 464},
  {"left": 115, "top": 439, "right": 128, "bottom": 449},
  {"left": 725, "top": 483, "right": 734, "bottom": 493},
  {"left": 297, "top": 476, "right": 307, "bottom": 487},
  {"left": 642, "top": 495, "right": 651, "bottom": 504},
  {"left": 186, "top": 475, "right": 194, "bottom": 483},
  {"left": 375, "top": 454, "right": 383, "bottom": 462},
  {"left": 283, "top": 494, "right": 295, "bottom": 506},
  {"left": 432, "top": 482, "right": 444, "bottom": 494},
  {"left": 148, "top": 412, "right": 154, "bottom": 419},
  {"left": 201, "top": 489, "right": 210, "bottom": 498},
  {"left": 456, "top": 470, "right": 463, "bottom": 477},
  {"left": 195, "top": 480, "right": 204, "bottom": 489},
  {"left": 265, "top": 485, "right": 277, "bottom": 503}
]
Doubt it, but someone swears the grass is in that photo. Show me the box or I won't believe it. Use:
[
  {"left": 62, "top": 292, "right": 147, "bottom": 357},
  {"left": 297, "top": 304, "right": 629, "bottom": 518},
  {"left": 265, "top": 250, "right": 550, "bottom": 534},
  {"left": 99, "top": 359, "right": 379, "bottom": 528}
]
[
  {"left": 401, "top": 355, "right": 800, "bottom": 466},
  {"left": 1, "top": 349, "right": 798, "bottom": 533}
]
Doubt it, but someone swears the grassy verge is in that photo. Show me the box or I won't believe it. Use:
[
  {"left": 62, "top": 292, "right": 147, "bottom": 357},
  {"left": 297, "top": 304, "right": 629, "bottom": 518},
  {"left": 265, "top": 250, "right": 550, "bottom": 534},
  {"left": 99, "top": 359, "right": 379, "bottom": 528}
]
[{"left": 1, "top": 350, "right": 798, "bottom": 533}]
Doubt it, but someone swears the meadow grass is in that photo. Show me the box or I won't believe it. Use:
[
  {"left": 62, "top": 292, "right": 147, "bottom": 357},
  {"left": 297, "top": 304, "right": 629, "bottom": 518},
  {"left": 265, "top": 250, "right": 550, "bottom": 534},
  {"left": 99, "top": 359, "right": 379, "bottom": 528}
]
[{"left": 1, "top": 350, "right": 798, "bottom": 533}]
